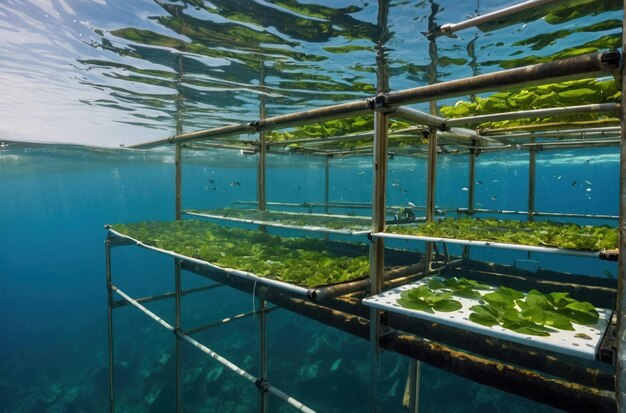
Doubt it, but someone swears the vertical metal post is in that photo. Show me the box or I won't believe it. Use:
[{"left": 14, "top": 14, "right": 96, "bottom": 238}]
[
  {"left": 175, "top": 53, "right": 184, "bottom": 221},
  {"left": 468, "top": 142, "right": 477, "bottom": 214},
  {"left": 528, "top": 145, "right": 537, "bottom": 222},
  {"left": 324, "top": 157, "right": 330, "bottom": 214},
  {"left": 407, "top": 359, "right": 421, "bottom": 412},
  {"left": 369, "top": 110, "right": 388, "bottom": 413},
  {"left": 424, "top": 126, "right": 438, "bottom": 274},
  {"left": 464, "top": 141, "right": 478, "bottom": 261},
  {"left": 105, "top": 239, "right": 115, "bottom": 413},
  {"left": 258, "top": 60, "right": 267, "bottom": 212},
  {"left": 258, "top": 294, "right": 268, "bottom": 412},
  {"left": 175, "top": 259, "right": 182, "bottom": 413},
  {"left": 615, "top": 2, "right": 626, "bottom": 409},
  {"left": 175, "top": 144, "right": 182, "bottom": 221}
]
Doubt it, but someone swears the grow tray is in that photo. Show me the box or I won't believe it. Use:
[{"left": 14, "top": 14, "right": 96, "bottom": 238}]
[
  {"left": 379, "top": 218, "right": 618, "bottom": 258},
  {"left": 363, "top": 277, "right": 612, "bottom": 360},
  {"left": 184, "top": 208, "right": 372, "bottom": 235},
  {"left": 105, "top": 220, "right": 373, "bottom": 296}
]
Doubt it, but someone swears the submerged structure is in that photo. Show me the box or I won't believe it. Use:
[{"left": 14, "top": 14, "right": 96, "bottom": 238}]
[{"left": 103, "top": 1, "right": 624, "bottom": 412}]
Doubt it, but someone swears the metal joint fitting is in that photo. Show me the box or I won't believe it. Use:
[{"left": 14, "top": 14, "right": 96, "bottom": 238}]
[
  {"left": 599, "top": 49, "right": 621, "bottom": 72},
  {"left": 173, "top": 327, "right": 184, "bottom": 339},
  {"left": 249, "top": 121, "right": 262, "bottom": 132},
  {"left": 367, "top": 94, "right": 387, "bottom": 111},
  {"left": 439, "top": 120, "right": 448, "bottom": 132},
  {"left": 255, "top": 378, "right": 270, "bottom": 393}
]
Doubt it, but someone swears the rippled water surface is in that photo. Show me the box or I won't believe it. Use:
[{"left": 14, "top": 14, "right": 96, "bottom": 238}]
[{"left": 0, "top": 0, "right": 621, "bottom": 145}]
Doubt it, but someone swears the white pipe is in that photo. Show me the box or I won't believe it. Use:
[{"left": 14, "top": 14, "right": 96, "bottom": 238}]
[{"left": 372, "top": 232, "right": 600, "bottom": 258}]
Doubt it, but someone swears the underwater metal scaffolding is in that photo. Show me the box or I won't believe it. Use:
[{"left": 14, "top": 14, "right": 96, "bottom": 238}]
[{"left": 105, "top": 2, "right": 626, "bottom": 411}]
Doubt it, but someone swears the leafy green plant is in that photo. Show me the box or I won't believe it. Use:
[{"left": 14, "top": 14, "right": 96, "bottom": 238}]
[
  {"left": 110, "top": 220, "right": 369, "bottom": 288},
  {"left": 427, "top": 277, "right": 491, "bottom": 299},
  {"left": 387, "top": 218, "right": 618, "bottom": 251},
  {"left": 187, "top": 208, "right": 371, "bottom": 230},
  {"left": 469, "top": 287, "right": 552, "bottom": 336},
  {"left": 397, "top": 285, "right": 462, "bottom": 313},
  {"left": 438, "top": 78, "right": 620, "bottom": 130}
]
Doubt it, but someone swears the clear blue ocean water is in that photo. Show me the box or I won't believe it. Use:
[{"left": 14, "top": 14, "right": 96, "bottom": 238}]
[
  {"left": 0, "top": 0, "right": 622, "bottom": 411},
  {"left": 0, "top": 143, "right": 618, "bottom": 412}
]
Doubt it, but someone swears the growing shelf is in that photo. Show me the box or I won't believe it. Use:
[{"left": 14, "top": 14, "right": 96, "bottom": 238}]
[
  {"left": 184, "top": 208, "right": 372, "bottom": 235},
  {"left": 363, "top": 276, "right": 612, "bottom": 360},
  {"left": 106, "top": 220, "right": 372, "bottom": 291},
  {"left": 378, "top": 218, "right": 618, "bottom": 258}
]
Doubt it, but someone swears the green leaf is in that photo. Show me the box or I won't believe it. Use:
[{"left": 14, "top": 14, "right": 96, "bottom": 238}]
[
  {"left": 433, "top": 299, "right": 463, "bottom": 312},
  {"left": 469, "top": 313, "right": 498, "bottom": 327}
]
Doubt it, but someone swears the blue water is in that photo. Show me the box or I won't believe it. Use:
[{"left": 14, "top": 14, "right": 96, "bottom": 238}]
[{"left": 0, "top": 142, "right": 618, "bottom": 412}]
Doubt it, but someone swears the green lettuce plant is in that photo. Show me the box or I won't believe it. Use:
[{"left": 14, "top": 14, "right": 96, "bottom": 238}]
[
  {"left": 110, "top": 220, "right": 369, "bottom": 288},
  {"left": 438, "top": 78, "right": 620, "bottom": 130},
  {"left": 397, "top": 285, "right": 462, "bottom": 313},
  {"left": 187, "top": 208, "right": 371, "bottom": 230},
  {"left": 387, "top": 218, "right": 618, "bottom": 251}
]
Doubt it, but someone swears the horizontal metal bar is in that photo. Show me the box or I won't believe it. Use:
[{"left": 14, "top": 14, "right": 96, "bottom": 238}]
[
  {"left": 446, "top": 103, "right": 620, "bottom": 128},
  {"left": 373, "top": 232, "right": 601, "bottom": 258},
  {"left": 385, "top": 52, "right": 618, "bottom": 107},
  {"left": 435, "top": 0, "right": 560, "bottom": 36},
  {"left": 484, "top": 126, "right": 621, "bottom": 140},
  {"left": 185, "top": 307, "right": 279, "bottom": 336},
  {"left": 392, "top": 107, "right": 446, "bottom": 128},
  {"left": 112, "top": 284, "right": 223, "bottom": 308},
  {"left": 457, "top": 208, "right": 618, "bottom": 220},
  {"left": 127, "top": 51, "right": 618, "bottom": 149}
]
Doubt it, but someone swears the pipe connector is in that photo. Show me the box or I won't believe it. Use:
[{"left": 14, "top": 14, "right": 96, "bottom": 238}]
[
  {"left": 255, "top": 378, "right": 270, "bottom": 393},
  {"left": 367, "top": 94, "right": 388, "bottom": 112}
]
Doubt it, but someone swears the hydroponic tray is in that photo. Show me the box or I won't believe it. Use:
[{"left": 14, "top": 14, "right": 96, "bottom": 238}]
[
  {"left": 106, "top": 226, "right": 311, "bottom": 296},
  {"left": 184, "top": 209, "right": 371, "bottom": 236},
  {"left": 372, "top": 232, "right": 601, "bottom": 258},
  {"left": 363, "top": 278, "right": 611, "bottom": 360}
]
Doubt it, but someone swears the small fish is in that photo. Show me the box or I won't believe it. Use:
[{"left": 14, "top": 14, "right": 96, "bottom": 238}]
[
  {"left": 392, "top": 183, "right": 401, "bottom": 187},
  {"left": 208, "top": 179, "right": 215, "bottom": 184},
  {"left": 586, "top": 188, "right": 592, "bottom": 192},
  {"left": 584, "top": 180, "right": 592, "bottom": 186},
  {"left": 585, "top": 159, "right": 591, "bottom": 165},
  {"left": 408, "top": 168, "right": 414, "bottom": 172},
  {"left": 555, "top": 175, "right": 562, "bottom": 180},
  {"left": 407, "top": 201, "right": 416, "bottom": 207},
  {"left": 230, "top": 181, "right": 241, "bottom": 187},
  {"left": 492, "top": 179, "right": 499, "bottom": 183},
  {"left": 476, "top": 180, "right": 484, "bottom": 185},
  {"left": 358, "top": 171, "right": 366, "bottom": 176},
  {"left": 571, "top": 180, "right": 577, "bottom": 187},
  {"left": 461, "top": 187, "right": 469, "bottom": 191},
  {"left": 297, "top": 185, "right": 301, "bottom": 191},
  {"left": 490, "top": 195, "right": 497, "bottom": 201}
]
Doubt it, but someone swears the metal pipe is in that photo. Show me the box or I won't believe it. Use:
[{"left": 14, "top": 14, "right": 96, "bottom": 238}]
[
  {"left": 407, "top": 360, "right": 421, "bottom": 412},
  {"left": 258, "top": 63, "right": 267, "bottom": 212},
  {"left": 175, "top": 143, "right": 182, "bottom": 221},
  {"left": 385, "top": 51, "right": 619, "bottom": 107},
  {"left": 455, "top": 208, "right": 619, "bottom": 220},
  {"left": 373, "top": 232, "right": 601, "bottom": 258},
  {"left": 112, "top": 284, "right": 316, "bottom": 413},
  {"left": 468, "top": 142, "right": 477, "bottom": 214},
  {"left": 435, "top": 0, "right": 560, "bottom": 36},
  {"left": 616, "top": 3, "right": 626, "bottom": 409},
  {"left": 112, "top": 284, "right": 223, "bottom": 308},
  {"left": 369, "top": 109, "right": 389, "bottom": 413},
  {"left": 392, "top": 106, "right": 445, "bottom": 128},
  {"left": 259, "top": 294, "right": 269, "bottom": 413},
  {"left": 426, "top": 127, "right": 438, "bottom": 222},
  {"left": 105, "top": 240, "right": 115, "bottom": 413},
  {"left": 483, "top": 126, "right": 621, "bottom": 139},
  {"left": 325, "top": 157, "right": 330, "bottom": 214},
  {"left": 528, "top": 143, "right": 537, "bottom": 222},
  {"left": 175, "top": 260, "right": 182, "bottom": 413},
  {"left": 184, "top": 308, "right": 277, "bottom": 336},
  {"left": 127, "top": 52, "right": 618, "bottom": 149},
  {"left": 446, "top": 103, "right": 620, "bottom": 127}
]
